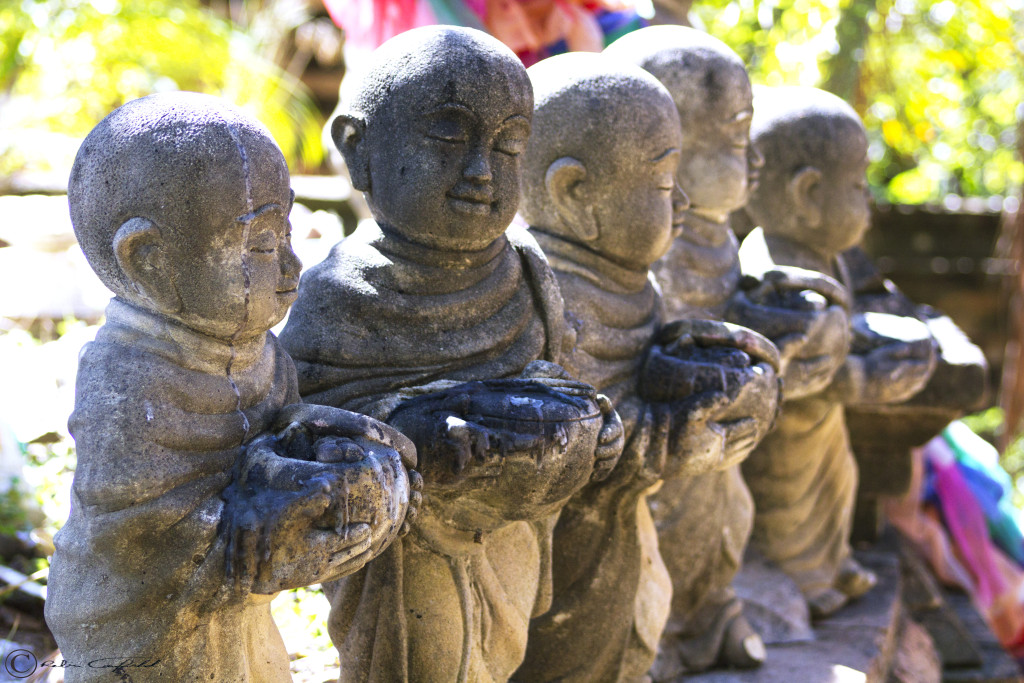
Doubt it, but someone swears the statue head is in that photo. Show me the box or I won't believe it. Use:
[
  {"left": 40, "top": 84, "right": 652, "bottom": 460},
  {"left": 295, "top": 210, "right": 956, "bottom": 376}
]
[
  {"left": 605, "top": 25, "right": 762, "bottom": 224},
  {"left": 331, "top": 26, "right": 533, "bottom": 252},
  {"left": 745, "top": 86, "right": 870, "bottom": 258},
  {"left": 69, "top": 91, "right": 300, "bottom": 341},
  {"left": 521, "top": 52, "right": 687, "bottom": 271}
]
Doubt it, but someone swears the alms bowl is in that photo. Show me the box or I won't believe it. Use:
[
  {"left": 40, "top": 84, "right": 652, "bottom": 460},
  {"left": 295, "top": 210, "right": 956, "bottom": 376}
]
[{"left": 389, "top": 379, "right": 603, "bottom": 528}]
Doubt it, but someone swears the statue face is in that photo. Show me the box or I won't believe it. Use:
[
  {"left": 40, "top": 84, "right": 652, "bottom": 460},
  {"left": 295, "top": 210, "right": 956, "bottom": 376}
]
[
  {"left": 364, "top": 68, "right": 532, "bottom": 252},
  {"left": 590, "top": 114, "right": 687, "bottom": 270},
  {"left": 168, "top": 148, "right": 301, "bottom": 340},
  {"left": 817, "top": 136, "right": 871, "bottom": 255},
  {"left": 675, "top": 66, "right": 756, "bottom": 224}
]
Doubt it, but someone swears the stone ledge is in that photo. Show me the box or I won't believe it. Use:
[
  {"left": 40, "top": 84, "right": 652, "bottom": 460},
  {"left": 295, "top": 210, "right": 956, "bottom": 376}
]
[{"left": 688, "top": 536, "right": 909, "bottom": 683}]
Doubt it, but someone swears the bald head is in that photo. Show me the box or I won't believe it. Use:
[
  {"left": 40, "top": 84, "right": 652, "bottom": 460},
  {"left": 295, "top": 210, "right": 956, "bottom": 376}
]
[
  {"left": 521, "top": 52, "right": 680, "bottom": 231},
  {"left": 69, "top": 92, "right": 288, "bottom": 298},
  {"left": 605, "top": 26, "right": 749, "bottom": 133},
  {"left": 336, "top": 26, "right": 531, "bottom": 139},
  {"left": 746, "top": 86, "right": 868, "bottom": 238},
  {"left": 606, "top": 26, "right": 758, "bottom": 219}
]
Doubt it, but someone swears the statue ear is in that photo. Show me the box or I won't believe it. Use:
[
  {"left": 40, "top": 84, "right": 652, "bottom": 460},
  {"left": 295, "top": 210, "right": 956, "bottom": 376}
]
[
  {"left": 787, "top": 166, "right": 823, "bottom": 229},
  {"left": 331, "top": 113, "right": 370, "bottom": 192},
  {"left": 113, "top": 217, "right": 181, "bottom": 315},
  {"left": 545, "top": 157, "right": 598, "bottom": 242}
]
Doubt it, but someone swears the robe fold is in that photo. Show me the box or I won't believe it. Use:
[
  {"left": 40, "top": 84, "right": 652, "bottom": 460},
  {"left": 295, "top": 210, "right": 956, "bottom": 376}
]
[
  {"left": 279, "top": 223, "right": 571, "bottom": 683},
  {"left": 741, "top": 396, "right": 855, "bottom": 596},
  {"left": 279, "top": 223, "right": 568, "bottom": 413},
  {"left": 653, "top": 225, "right": 741, "bottom": 321},
  {"left": 516, "top": 231, "right": 672, "bottom": 683},
  {"left": 647, "top": 249, "right": 756, "bottom": 677},
  {"left": 46, "top": 298, "right": 297, "bottom": 682},
  {"left": 741, "top": 251, "right": 859, "bottom": 603}
]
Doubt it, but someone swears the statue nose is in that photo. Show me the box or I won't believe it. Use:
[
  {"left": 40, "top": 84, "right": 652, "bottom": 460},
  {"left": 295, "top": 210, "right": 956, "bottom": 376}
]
[
  {"left": 673, "top": 180, "right": 690, "bottom": 212},
  {"left": 463, "top": 147, "right": 492, "bottom": 183}
]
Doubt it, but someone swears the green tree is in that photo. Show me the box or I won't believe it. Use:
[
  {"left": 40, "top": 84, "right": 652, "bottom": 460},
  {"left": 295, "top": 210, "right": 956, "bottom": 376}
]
[
  {"left": 0, "top": 0, "right": 323, "bottom": 175},
  {"left": 690, "top": 0, "right": 1024, "bottom": 203}
]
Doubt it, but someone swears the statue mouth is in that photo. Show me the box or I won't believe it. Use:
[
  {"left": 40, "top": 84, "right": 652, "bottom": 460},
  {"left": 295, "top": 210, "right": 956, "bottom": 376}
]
[{"left": 447, "top": 192, "right": 493, "bottom": 215}]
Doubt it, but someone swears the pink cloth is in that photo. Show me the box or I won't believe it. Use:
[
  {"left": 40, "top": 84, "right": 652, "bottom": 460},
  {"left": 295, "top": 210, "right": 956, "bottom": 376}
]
[
  {"left": 322, "top": 0, "right": 437, "bottom": 51},
  {"left": 928, "top": 436, "right": 1008, "bottom": 608},
  {"left": 888, "top": 437, "right": 1024, "bottom": 657}
]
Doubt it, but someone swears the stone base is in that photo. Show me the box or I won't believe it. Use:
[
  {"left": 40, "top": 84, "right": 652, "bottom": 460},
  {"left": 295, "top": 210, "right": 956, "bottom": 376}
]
[
  {"left": 900, "top": 535, "right": 1022, "bottom": 683},
  {"left": 687, "top": 537, "right": 912, "bottom": 683},
  {"left": 686, "top": 530, "right": 1023, "bottom": 683}
]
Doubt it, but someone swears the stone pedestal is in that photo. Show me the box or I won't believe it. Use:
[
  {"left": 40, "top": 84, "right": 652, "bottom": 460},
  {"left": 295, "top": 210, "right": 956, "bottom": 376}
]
[
  {"left": 687, "top": 533, "right": 914, "bottom": 683},
  {"left": 690, "top": 530, "right": 1023, "bottom": 683}
]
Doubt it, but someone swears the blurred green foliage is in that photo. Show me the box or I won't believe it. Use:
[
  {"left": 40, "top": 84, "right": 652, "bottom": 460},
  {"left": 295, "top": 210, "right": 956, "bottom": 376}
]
[
  {"left": 691, "top": 0, "right": 1023, "bottom": 204},
  {"left": 0, "top": 0, "right": 324, "bottom": 174}
]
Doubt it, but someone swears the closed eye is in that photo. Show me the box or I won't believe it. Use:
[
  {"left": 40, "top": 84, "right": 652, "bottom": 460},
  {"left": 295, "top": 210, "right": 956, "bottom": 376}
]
[
  {"left": 494, "top": 115, "right": 530, "bottom": 157},
  {"left": 494, "top": 135, "right": 526, "bottom": 156},
  {"left": 427, "top": 122, "right": 467, "bottom": 143}
]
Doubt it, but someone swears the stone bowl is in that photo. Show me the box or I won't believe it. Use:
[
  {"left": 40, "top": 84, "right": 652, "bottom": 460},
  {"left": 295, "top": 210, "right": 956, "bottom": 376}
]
[
  {"left": 849, "top": 311, "right": 934, "bottom": 357},
  {"left": 388, "top": 379, "right": 603, "bottom": 529},
  {"left": 727, "top": 273, "right": 852, "bottom": 398},
  {"left": 308, "top": 435, "right": 411, "bottom": 556},
  {"left": 640, "top": 320, "right": 779, "bottom": 405},
  {"left": 640, "top": 320, "right": 781, "bottom": 464}
]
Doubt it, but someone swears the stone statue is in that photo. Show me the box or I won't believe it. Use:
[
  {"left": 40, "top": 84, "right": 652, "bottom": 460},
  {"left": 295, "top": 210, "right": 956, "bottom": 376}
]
[
  {"left": 45, "top": 92, "right": 417, "bottom": 682},
  {"left": 278, "top": 27, "right": 624, "bottom": 683},
  {"left": 843, "top": 244, "right": 988, "bottom": 538},
  {"left": 740, "top": 85, "right": 937, "bottom": 617},
  {"left": 604, "top": 26, "right": 848, "bottom": 676},
  {"left": 514, "top": 53, "right": 781, "bottom": 682}
]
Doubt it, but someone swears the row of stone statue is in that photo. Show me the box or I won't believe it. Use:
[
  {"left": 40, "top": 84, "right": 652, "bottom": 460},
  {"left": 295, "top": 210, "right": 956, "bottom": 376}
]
[{"left": 44, "top": 23, "right": 986, "bottom": 683}]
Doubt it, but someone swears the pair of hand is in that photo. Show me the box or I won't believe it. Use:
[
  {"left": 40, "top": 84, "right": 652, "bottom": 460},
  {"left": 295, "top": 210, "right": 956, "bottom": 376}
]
[
  {"left": 729, "top": 266, "right": 852, "bottom": 398},
  {"left": 826, "top": 311, "right": 937, "bottom": 405},
  {"left": 227, "top": 404, "right": 421, "bottom": 594},
  {"left": 640, "top": 319, "right": 782, "bottom": 477},
  {"left": 388, "top": 361, "right": 623, "bottom": 490}
]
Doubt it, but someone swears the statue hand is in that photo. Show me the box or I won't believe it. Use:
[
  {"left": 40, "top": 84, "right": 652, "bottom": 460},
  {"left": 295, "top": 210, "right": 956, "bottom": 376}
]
[
  {"left": 729, "top": 267, "right": 853, "bottom": 398},
  {"left": 833, "top": 338, "right": 937, "bottom": 405},
  {"left": 737, "top": 266, "right": 850, "bottom": 313},
  {"left": 273, "top": 403, "right": 416, "bottom": 469},
  {"left": 640, "top": 321, "right": 782, "bottom": 475},
  {"left": 231, "top": 440, "right": 373, "bottom": 593},
  {"left": 233, "top": 429, "right": 412, "bottom": 593},
  {"left": 248, "top": 488, "right": 375, "bottom": 593}
]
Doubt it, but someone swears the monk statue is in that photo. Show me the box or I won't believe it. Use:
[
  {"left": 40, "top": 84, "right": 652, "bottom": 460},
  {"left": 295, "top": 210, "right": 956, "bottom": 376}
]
[
  {"left": 278, "top": 27, "right": 624, "bottom": 683},
  {"left": 45, "top": 92, "right": 417, "bottom": 682},
  {"left": 604, "top": 26, "right": 859, "bottom": 676},
  {"left": 841, "top": 247, "right": 988, "bottom": 537},
  {"left": 514, "top": 53, "right": 780, "bottom": 682},
  {"left": 740, "top": 85, "right": 937, "bottom": 618}
]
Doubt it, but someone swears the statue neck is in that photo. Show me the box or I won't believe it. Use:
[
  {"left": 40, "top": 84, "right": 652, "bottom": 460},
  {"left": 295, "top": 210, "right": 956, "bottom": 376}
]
[
  {"left": 105, "top": 298, "right": 267, "bottom": 374},
  {"left": 764, "top": 233, "right": 835, "bottom": 275},
  {"left": 678, "top": 210, "right": 732, "bottom": 249},
  {"left": 530, "top": 228, "right": 650, "bottom": 294}
]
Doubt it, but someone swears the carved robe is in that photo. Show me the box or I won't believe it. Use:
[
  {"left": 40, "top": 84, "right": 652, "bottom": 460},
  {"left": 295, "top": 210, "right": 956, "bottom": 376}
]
[
  {"left": 742, "top": 395, "right": 855, "bottom": 598},
  {"left": 648, "top": 242, "right": 754, "bottom": 676},
  {"left": 653, "top": 223, "right": 740, "bottom": 321},
  {"left": 741, "top": 253, "right": 856, "bottom": 601},
  {"left": 46, "top": 299, "right": 297, "bottom": 682},
  {"left": 279, "top": 223, "right": 570, "bottom": 683},
  {"left": 516, "top": 231, "right": 673, "bottom": 683}
]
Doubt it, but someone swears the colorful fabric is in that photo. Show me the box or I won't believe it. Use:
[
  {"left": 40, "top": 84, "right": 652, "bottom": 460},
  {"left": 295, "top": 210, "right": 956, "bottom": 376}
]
[
  {"left": 904, "top": 423, "right": 1024, "bottom": 662},
  {"left": 944, "top": 421, "right": 1024, "bottom": 567},
  {"left": 323, "top": 0, "right": 647, "bottom": 64}
]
